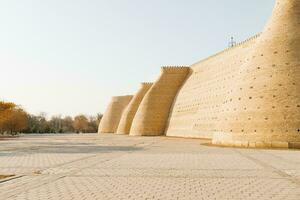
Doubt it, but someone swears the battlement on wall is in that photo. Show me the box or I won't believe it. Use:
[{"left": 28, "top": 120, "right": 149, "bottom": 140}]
[
  {"left": 192, "top": 33, "right": 261, "bottom": 66},
  {"left": 161, "top": 66, "right": 190, "bottom": 73},
  {"left": 141, "top": 82, "right": 153, "bottom": 86},
  {"left": 111, "top": 95, "right": 133, "bottom": 101}
]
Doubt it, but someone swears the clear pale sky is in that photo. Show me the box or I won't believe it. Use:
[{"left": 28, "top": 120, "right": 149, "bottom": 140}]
[{"left": 0, "top": 0, "right": 274, "bottom": 117}]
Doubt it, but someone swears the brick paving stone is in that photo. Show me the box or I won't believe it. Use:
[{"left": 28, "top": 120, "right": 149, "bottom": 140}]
[{"left": 0, "top": 134, "right": 299, "bottom": 200}]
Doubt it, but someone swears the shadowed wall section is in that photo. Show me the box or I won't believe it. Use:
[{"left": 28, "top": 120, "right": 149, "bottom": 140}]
[
  {"left": 130, "top": 67, "right": 189, "bottom": 136},
  {"left": 98, "top": 95, "right": 133, "bottom": 134},
  {"left": 116, "top": 83, "right": 153, "bottom": 135}
]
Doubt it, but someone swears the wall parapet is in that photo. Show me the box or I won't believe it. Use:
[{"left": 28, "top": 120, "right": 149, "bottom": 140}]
[
  {"left": 141, "top": 82, "right": 153, "bottom": 86},
  {"left": 161, "top": 66, "right": 190, "bottom": 73},
  {"left": 192, "top": 33, "right": 261, "bottom": 66}
]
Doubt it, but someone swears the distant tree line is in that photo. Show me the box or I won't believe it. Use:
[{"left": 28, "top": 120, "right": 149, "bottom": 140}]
[{"left": 0, "top": 101, "right": 102, "bottom": 135}]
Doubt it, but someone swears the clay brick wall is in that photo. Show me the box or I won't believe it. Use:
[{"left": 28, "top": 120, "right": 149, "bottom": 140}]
[
  {"left": 212, "top": 0, "right": 300, "bottom": 148},
  {"left": 166, "top": 0, "right": 300, "bottom": 148},
  {"left": 98, "top": 95, "right": 133, "bottom": 134},
  {"left": 116, "top": 83, "right": 153, "bottom": 135},
  {"left": 130, "top": 67, "right": 189, "bottom": 136},
  {"left": 99, "top": 0, "right": 299, "bottom": 148},
  {"left": 165, "top": 36, "right": 258, "bottom": 138}
]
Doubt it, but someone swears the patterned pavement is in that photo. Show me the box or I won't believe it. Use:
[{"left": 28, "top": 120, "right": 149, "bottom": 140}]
[{"left": 0, "top": 134, "right": 300, "bottom": 200}]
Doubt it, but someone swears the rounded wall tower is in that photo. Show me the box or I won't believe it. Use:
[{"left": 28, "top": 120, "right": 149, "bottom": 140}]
[
  {"left": 116, "top": 82, "right": 153, "bottom": 135},
  {"left": 130, "top": 67, "right": 190, "bottom": 136},
  {"left": 213, "top": 0, "right": 300, "bottom": 148},
  {"left": 98, "top": 95, "right": 133, "bottom": 134}
]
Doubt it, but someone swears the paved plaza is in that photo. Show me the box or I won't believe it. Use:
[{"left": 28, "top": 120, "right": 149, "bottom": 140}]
[{"left": 0, "top": 134, "right": 300, "bottom": 200}]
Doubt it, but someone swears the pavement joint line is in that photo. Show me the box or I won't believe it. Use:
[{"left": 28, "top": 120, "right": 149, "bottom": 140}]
[{"left": 234, "top": 149, "right": 300, "bottom": 187}]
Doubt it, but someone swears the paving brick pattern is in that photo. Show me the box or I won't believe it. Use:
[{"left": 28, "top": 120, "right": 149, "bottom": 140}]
[{"left": 0, "top": 134, "right": 299, "bottom": 200}]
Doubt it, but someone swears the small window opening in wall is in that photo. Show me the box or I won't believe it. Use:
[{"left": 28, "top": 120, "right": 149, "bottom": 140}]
[{"left": 274, "top": 51, "right": 278, "bottom": 54}]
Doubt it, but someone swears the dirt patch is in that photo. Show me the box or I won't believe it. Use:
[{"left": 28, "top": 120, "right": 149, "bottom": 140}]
[{"left": 0, "top": 175, "right": 14, "bottom": 180}]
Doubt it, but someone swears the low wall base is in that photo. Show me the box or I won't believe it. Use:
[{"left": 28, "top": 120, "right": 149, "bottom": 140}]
[{"left": 212, "top": 132, "right": 300, "bottom": 149}]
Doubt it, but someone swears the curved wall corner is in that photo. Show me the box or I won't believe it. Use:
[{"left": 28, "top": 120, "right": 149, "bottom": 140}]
[
  {"left": 116, "top": 82, "right": 153, "bottom": 135},
  {"left": 98, "top": 95, "right": 133, "bottom": 134},
  {"left": 130, "top": 66, "right": 190, "bottom": 136},
  {"left": 212, "top": 0, "right": 300, "bottom": 148}
]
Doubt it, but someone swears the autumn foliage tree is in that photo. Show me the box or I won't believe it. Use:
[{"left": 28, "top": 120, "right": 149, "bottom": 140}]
[
  {"left": 0, "top": 101, "right": 28, "bottom": 135},
  {"left": 1, "top": 100, "right": 102, "bottom": 134}
]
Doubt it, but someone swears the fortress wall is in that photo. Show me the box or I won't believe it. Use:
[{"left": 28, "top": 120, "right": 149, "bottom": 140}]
[
  {"left": 98, "top": 95, "right": 133, "bottom": 134},
  {"left": 165, "top": 35, "right": 259, "bottom": 138},
  {"left": 130, "top": 67, "right": 190, "bottom": 136},
  {"left": 212, "top": 0, "right": 300, "bottom": 148},
  {"left": 166, "top": 0, "right": 300, "bottom": 148},
  {"left": 116, "top": 83, "right": 153, "bottom": 135}
]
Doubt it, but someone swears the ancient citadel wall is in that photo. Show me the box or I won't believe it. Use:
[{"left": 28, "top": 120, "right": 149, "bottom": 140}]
[
  {"left": 165, "top": 35, "right": 259, "bottom": 138},
  {"left": 116, "top": 83, "right": 153, "bottom": 135},
  {"left": 98, "top": 95, "right": 133, "bottom": 134},
  {"left": 166, "top": 0, "right": 300, "bottom": 148},
  {"left": 212, "top": 0, "right": 300, "bottom": 148},
  {"left": 130, "top": 67, "right": 189, "bottom": 136}
]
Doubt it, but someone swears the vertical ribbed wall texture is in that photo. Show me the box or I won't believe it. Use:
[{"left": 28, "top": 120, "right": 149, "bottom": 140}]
[
  {"left": 98, "top": 95, "right": 133, "bottom": 134},
  {"left": 130, "top": 67, "right": 189, "bottom": 136},
  {"left": 116, "top": 83, "right": 153, "bottom": 135},
  {"left": 212, "top": 0, "right": 300, "bottom": 148}
]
